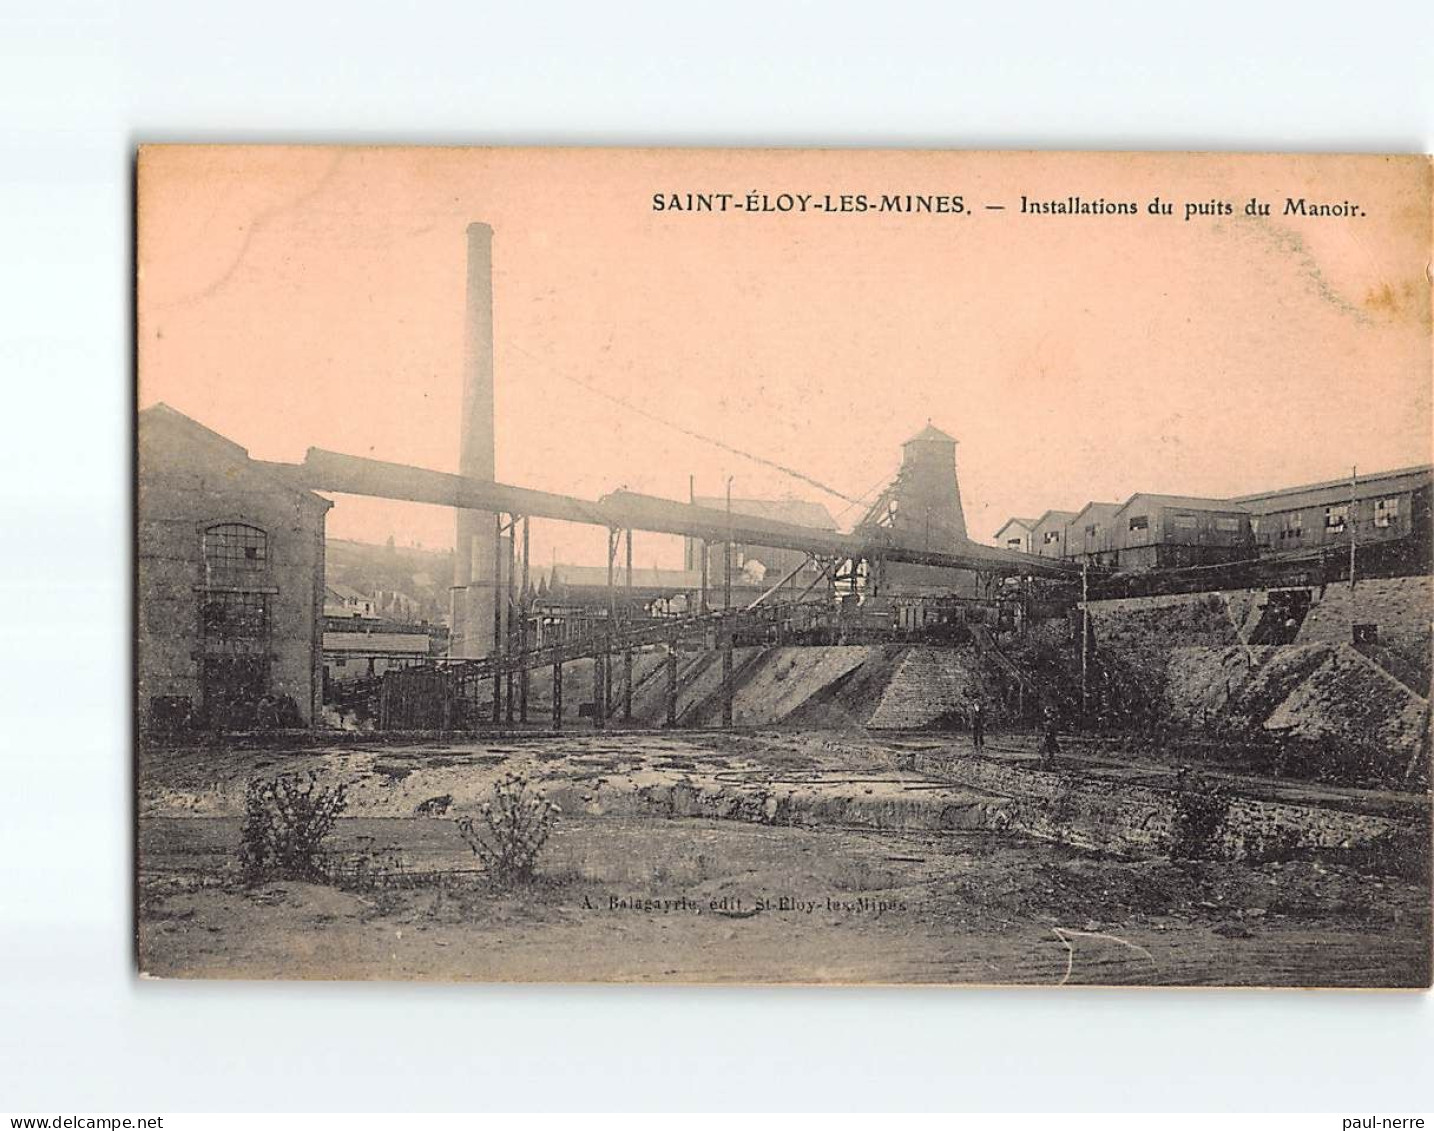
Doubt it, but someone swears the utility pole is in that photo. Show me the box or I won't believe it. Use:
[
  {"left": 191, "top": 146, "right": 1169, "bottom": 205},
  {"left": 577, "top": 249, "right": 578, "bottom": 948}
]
[
  {"left": 505, "top": 513, "right": 517, "bottom": 724},
  {"left": 723, "top": 476, "right": 734, "bottom": 728},
  {"left": 1349, "top": 465, "right": 1358, "bottom": 594},
  {"left": 624, "top": 526, "right": 634, "bottom": 722},
  {"left": 519, "top": 515, "right": 529, "bottom": 724},
  {"left": 1080, "top": 558, "right": 1089, "bottom": 727},
  {"left": 725, "top": 476, "right": 734, "bottom": 612},
  {"left": 689, "top": 474, "right": 704, "bottom": 613},
  {"left": 604, "top": 527, "right": 617, "bottom": 725},
  {"left": 1348, "top": 465, "right": 1359, "bottom": 649},
  {"left": 491, "top": 513, "right": 504, "bottom": 726}
]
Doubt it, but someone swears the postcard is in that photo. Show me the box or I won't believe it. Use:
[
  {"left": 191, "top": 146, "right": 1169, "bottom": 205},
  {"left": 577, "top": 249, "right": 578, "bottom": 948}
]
[{"left": 136, "top": 146, "right": 1431, "bottom": 985}]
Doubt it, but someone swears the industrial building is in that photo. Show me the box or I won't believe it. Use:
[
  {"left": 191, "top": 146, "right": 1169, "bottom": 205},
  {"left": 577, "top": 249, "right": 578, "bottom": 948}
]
[
  {"left": 1030, "top": 510, "right": 1078, "bottom": 560},
  {"left": 994, "top": 517, "right": 1036, "bottom": 554},
  {"left": 1110, "top": 494, "right": 1254, "bottom": 571},
  {"left": 322, "top": 618, "right": 447, "bottom": 687},
  {"left": 136, "top": 216, "right": 1429, "bottom": 743},
  {"left": 998, "top": 465, "right": 1431, "bottom": 576},
  {"left": 1235, "top": 465, "right": 1432, "bottom": 561},
  {"left": 858, "top": 423, "right": 980, "bottom": 596},
  {"left": 1064, "top": 502, "right": 1122, "bottom": 566},
  {"left": 137, "top": 404, "right": 330, "bottom": 730}
]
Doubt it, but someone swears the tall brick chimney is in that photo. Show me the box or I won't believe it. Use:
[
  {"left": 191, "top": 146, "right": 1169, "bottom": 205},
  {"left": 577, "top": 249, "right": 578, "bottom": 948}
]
[{"left": 452, "top": 223, "right": 498, "bottom": 658}]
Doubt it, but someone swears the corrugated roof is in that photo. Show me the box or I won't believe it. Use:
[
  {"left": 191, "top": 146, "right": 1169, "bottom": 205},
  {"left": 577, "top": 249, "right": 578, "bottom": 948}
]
[
  {"left": 1033, "top": 509, "right": 1078, "bottom": 530},
  {"left": 322, "top": 633, "right": 431, "bottom": 654},
  {"left": 1233, "top": 466, "right": 1432, "bottom": 514},
  {"left": 1115, "top": 493, "right": 1249, "bottom": 516},
  {"left": 1070, "top": 501, "right": 1122, "bottom": 524},
  {"left": 692, "top": 497, "right": 838, "bottom": 530}
]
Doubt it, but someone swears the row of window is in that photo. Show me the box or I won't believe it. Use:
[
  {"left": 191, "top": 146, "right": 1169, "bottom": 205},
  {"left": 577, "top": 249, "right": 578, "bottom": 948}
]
[
  {"left": 1262, "top": 497, "right": 1400, "bottom": 540},
  {"left": 1126, "top": 513, "right": 1242, "bottom": 533},
  {"left": 1020, "top": 496, "right": 1404, "bottom": 552}
]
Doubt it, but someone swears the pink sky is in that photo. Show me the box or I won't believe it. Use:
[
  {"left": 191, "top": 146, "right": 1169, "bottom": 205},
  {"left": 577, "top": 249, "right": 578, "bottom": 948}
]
[{"left": 138, "top": 147, "right": 1432, "bottom": 569}]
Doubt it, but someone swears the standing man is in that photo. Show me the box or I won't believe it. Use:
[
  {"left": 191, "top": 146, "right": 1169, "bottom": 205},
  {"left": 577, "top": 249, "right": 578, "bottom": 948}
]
[{"left": 970, "top": 701, "right": 985, "bottom": 750}]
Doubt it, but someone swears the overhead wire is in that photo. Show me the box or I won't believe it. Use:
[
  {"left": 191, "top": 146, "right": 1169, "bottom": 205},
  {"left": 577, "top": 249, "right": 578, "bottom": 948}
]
[{"left": 508, "top": 341, "right": 872, "bottom": 506}]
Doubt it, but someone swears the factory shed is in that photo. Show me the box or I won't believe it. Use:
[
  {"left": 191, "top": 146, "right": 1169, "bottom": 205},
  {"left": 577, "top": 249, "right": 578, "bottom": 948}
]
[
  {"left": 1031, "top": 510, "right": 1078, "bottom": 559},
  {"left": 993, "top": 517, "right": 1036, "bottom": 554},
  {"left": 138, "top": 404, "right": 330, "bottom": 730},
  {"left": 1232, "top": 465, "right": 1432, "bottom": 560},
  {"left": 1113, "top": 493, "right": 1253, "bottom": 571},
  {"left": 1065, "top": 502, "right": 1122, "bottom": 565}
]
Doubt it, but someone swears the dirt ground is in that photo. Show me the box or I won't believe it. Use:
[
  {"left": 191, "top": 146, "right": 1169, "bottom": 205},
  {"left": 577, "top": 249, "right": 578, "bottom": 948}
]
[{"left": 136, "top": 730, "right": 1432, "bottom": 987}]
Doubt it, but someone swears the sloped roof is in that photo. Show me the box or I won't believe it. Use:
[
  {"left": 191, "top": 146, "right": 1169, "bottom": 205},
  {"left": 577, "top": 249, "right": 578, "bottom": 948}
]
[
  {"left": 1070, "top": 501, "right": 1122, "bottom": 525},
  {"left": 322, "top": 632, "right": 430, "bottom": 655},
  {"left": 1232, "top": 465, "right": 1432, "bottom": 515},
  {"left": 1115, "top": 493, "right": 1249, "bottom": 516},
  {"left": 903, "top": 422, "right": 957, "bottom": 446},
  {"left": 140, "top": 402, "right": 250, "bottom": 458},
  {"left": 1032, "top": 509, "right": 1078, "bottom": 531},
  {"left": 139, "top": 402, "right": 331, "bottom": 511},
  {"left": 993, "top": 516, "right": 1037, "bottom": 536},
  {"left": 692, "top": 497, "right": 838, "bottom": 531}
]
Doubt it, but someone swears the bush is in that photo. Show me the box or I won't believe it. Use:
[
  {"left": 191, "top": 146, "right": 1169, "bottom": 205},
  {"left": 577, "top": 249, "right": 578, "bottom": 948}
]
[
  {"left": 238, "top": 771, "right": 349, "bottom": 883},
  {"left": 454, "top": 773, "right": 560, "bottom": 888},
  {"left": 1167, "top": 773, "right": 1231, "bottom": 861}
]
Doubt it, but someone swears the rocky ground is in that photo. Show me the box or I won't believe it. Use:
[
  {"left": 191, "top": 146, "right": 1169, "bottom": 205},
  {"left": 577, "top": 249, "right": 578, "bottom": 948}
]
[{"left": 136, "top": 730, "right": 1432, "bottom": 987}]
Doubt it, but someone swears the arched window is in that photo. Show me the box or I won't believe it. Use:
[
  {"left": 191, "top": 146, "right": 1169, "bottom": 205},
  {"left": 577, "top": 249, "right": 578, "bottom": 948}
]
[{"left": 204, "top": 523, "right": 267, "bottom": 586}]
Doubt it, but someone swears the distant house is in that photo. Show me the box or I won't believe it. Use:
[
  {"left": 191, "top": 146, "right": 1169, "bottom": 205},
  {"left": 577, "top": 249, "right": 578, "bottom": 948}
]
[
  {"left": 1030, "top": 510, "right": 1078, "bottom": 559},
  {"left": 993, "top": 517, "right": 1036, "bottom": 554},
  {"left": 138, "top": 404, "right": 330, "bottom": 730},
  {"left": 683, "top": 497, "right": 837, "bottom": 591},
  {"left": 1232, "top": 465, "right": 1432, "bottom": 558},
  {"left": 1112, "top": 494, "right": 1253, "bottom": 571},
  {"left": 324, "top": 583, "right": 377, "bottom": 619},
  {"left": 1065, "top": 502, "right": 1122, "bottom": 565}
]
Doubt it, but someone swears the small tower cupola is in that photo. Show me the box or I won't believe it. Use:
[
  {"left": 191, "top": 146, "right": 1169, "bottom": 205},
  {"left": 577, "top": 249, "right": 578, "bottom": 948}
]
[{"left": 893, "top": 419, "right": 967, "bottom": 544}]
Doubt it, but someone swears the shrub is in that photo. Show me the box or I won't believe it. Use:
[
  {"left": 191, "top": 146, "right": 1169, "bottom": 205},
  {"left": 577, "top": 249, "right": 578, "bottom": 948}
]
[
  {"left": 238, "top": 771, "right": 349, "bottom": 883},
  {"left": 1167, "top": 773, "right": 1231, "bottom": 861},
  {"left": 455, "top": 773, "right": 560, "bottom": 888}
]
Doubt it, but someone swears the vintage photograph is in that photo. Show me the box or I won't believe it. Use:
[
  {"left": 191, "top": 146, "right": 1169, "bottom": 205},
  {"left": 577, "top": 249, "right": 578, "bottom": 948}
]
[{"left": 135, "top": 146, "right": 1432, "bottom": 986}]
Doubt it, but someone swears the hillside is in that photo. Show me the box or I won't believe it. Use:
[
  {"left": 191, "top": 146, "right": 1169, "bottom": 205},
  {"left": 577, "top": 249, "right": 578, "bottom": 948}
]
[{"left": 325, "top": 538, "right": 453, "bottom": 624}]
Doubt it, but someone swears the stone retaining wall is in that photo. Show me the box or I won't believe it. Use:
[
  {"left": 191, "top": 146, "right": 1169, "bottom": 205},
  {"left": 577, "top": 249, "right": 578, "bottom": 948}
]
[
  {"left": 546, "top": 753, "right": 1425, "bottom": 875},
  {"left": 914, "top": 750, "right": 1422, "bottom": 867}
]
